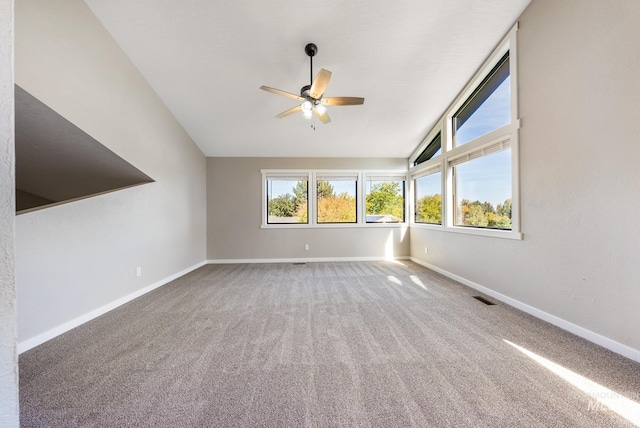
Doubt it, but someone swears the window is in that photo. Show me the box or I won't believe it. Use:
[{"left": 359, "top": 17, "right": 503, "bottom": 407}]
[
  {"left": 409, "top": 24, "right": 520, "bottom": 239},
  {"left": 454, "top": 52, "right": 510, "bottom": 146},
  {"left": 261, "top": 170, "right": 407, "bottom": 228},
  {"left": 265, "top": 174, "right": 308, "bottom": 224},
  {"left": 365, "top": 175, "right": 405, "bottom": 223},
  {"left": 451, "top": 144, "right": 511, "bottom": 229},
  {"left": 316, "top": 174, "right": 357, "bottom": 224},
  {"left": 414, "top": 132, "right": 442, "bottom": 166},
  {"left": 414, "top": 167, "right": 442, "bottom": 224}
]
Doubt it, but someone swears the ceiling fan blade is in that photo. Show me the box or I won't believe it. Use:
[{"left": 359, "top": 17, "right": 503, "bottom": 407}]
[
  {"left": 321, "top": 97, "right": 365, "bottom": 106},
  {"left": 309, "top": 69, "right": 332, "bottom": 99},
  {"left": 260, "top": 86, "right": 304, "bottom": 101},
  {"left": 275, "top": 105, "right": 302, "bottom": 118},
  {"left": 313, "top": 106, "right": 331, "bottom": 124}
]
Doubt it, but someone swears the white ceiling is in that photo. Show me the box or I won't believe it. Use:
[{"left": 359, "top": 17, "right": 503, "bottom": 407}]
[{"left": 83, "top": 0, "right": 531, "bottom": 158}]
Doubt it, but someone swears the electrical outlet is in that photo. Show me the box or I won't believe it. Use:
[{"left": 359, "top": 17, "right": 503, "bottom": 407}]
[
  {"left": 136, "top": 266, "right": 142, "bottom": 277},
  {"left": 424, "top": 247, "right": 428, "bottom": 254},
  {"left": 304, "top": 244, "right": 310, "bottom": 251}
]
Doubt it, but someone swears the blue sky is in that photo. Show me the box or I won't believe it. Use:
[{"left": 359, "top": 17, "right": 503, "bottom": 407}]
[
  {"left": 454, "top": 76, "right": 511, "bottom": 206},
  {"left": 415, "top": 76, "right": 512, "bottom": 207},
  {"left": 269, "top": 180, "right": 356, "bottom": 199}
]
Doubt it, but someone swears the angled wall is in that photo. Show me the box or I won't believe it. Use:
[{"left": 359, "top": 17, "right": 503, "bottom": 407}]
[
  {"left": 15, "top": 0, "right": 207, "bottom": 349},
  {"left": 0, "top": 0, "right": 19, "bottom": 425},
  {"left": 410, "top": 0, "right": 640, "bottom": 359}
]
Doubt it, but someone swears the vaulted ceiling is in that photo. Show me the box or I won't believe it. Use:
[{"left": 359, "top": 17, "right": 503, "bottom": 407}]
[{"left": 84, "top": 0, "right": 532, "bottom": 158}]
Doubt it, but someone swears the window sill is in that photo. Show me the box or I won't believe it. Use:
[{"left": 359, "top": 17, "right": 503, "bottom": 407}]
[
  {"left": 261, "top": 223, "right": 408, "bottom": 229},
  {"left": 410, "top": 223, "right": 523, "bottom": 240}
]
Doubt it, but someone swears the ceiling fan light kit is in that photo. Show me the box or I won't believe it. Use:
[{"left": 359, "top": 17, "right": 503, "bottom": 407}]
[{"left": 260, "top": 43, "right": 364, "bottom": 125}]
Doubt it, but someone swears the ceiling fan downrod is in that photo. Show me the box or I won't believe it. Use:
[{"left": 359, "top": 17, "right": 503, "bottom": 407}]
[{"left": 300, "top": 43, "right": 317, "bottom": 97}]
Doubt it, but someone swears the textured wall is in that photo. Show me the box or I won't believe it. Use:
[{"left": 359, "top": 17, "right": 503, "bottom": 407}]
[
  {"left": 207, "top": 157, "right": 410, "bottom": 261},
  {"left": 0, "top": 0, "right": 19, "bottom": 425},
  {"left": 15, "top": 0, "right": 206, "bottom": 346},
  {"left": 410, "top": 0, "right": 640, "bottom": 354}
]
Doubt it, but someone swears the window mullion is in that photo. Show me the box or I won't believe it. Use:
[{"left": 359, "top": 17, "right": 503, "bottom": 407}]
[{"left": 309, "top": 172, "right": 317, "bottom": 226}]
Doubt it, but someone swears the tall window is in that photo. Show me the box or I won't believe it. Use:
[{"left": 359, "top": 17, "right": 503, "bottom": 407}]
[
  {"left": 414, "top": 168, "right": 442, "bottom": 224},
  {"left": 365, "top": 175, "right": 405, "bottom": 223},
  {"left": 451, "top": 51, "right": 512, "bottom": 230},
  {"left": 266, "top": 175, "right": 308, "bottom": 224},
  {"left": 316, "top": 174, "right": 357, "bottom": 224},
  {"left": 410, "top": 25, "right": 520, "bottom": 238},
  {"left": 454, "top": 52, "right": 510, "bottom": 146}
]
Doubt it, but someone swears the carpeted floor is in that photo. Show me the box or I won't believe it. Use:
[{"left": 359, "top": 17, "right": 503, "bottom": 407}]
[{"left": 19, "top": 261, "right": 640, "bottom": 427}]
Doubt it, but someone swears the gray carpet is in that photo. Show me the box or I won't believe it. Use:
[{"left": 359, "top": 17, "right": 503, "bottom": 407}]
[{"left": 19, "top": 261, "right": 640, "bottom": 427}]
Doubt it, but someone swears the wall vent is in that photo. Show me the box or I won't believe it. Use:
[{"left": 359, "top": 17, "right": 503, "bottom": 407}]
[{"left": 473, "top": 296, "right": 496, "bottom": 305}]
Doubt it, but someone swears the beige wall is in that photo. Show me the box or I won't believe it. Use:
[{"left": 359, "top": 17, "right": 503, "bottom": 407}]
[
  {"left": 15, "top": 0, "right": 207, "bottom": 347},
  {"left": 207, "top": 157, "right": 410, "bottom": 261},
  {"left": 410, "top": 0, "right": 640, "bottom": 356},
  {"left": 0, "top": 0, "right": 19, "bottom": 424}
]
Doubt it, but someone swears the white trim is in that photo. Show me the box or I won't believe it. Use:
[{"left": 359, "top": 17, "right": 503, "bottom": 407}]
[
  {"left": 261, "top": 222, "right": 406, "bottom": 229},
  {"left": 17, "top": 260, "right": 207, "bottom": 354},
  {"left": 410, "top": 257, "right": 640, "bottom": 363},
  {"left": 208, "top": 256, "right": 410, "bottom": 264},
  {"left": 408, "top": 22, "right": 520, "bottom": 240},
  {"left": 411, "top": 217, "right": 522, "bottom": 242},
  {"left": 409, "top": 127, "right": 442, "bottom": 166},
  {"left": 447, "top": 24, "right": 515, "bottom": 118},
  {"left": 263, "top": 168, "right": 409, "bottom": 227}
]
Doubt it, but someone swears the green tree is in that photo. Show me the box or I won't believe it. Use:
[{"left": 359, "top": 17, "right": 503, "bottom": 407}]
[
  {"left": 316, "top": 180, "right": 335, "bottom": 198},
  {"left": 415, "top": 194, "right": 442, "bottom": 224},
  {"left": 366, "top": 182, "right": 404, "bottom": 220},
  {"left": 268, "top": 194, "right": 296, "bottom": 218},
  {"left": 293, "top": 181, "right": 308, "bottom": 207},
  {"left": 464, "top": 203, "right": 489, "bottom": 227},
  {"left": 457, "top": 198, "right": 511, "bottom": 229},
  {"left": 496, "top": 198, "right": 512, "bottom": 218}
]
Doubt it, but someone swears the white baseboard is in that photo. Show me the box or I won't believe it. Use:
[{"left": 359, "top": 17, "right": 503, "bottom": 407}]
[
  {"left": 207, "top": 256, "right": 410, "bottom": 264},
  {"left": 18, "top": 260, "right": 207, "bottom": 354},
  {"left": 410, "top": 257, "right": 640, "bottom": 363}
]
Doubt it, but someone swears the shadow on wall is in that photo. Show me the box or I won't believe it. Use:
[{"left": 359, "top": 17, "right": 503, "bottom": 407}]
[{"left": 14, "top": 85, "right": 154, "bottom": 214}]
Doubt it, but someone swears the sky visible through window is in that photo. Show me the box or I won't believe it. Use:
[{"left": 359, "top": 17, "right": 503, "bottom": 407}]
[
  {"left": 416, "top": 173, "right": 441, "bottom": 198},
  {"left": 269, "top": 180, "right": 355, "bottom": 198},
  {"left": 269, "top": 180, "right": 300, "bottom": 198},
  {"left": 416, "top": 76, "right": 511, "bottom": 207},
  {"left": 456, "top": 76, "right": 511, "bottom": 206},
  {"left": 456, "top": 149, "right": 511, "bottom": 206}
]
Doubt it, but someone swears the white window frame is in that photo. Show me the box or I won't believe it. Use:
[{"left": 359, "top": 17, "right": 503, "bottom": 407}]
[
  {"left": 315, "top": 172, "right": 360, "bottom": 225},
  {"left": 412, "top": 158, "right": 444, "bottom": 226},
  {"left": 409, "top": 23, "right": 522, "bottom": 240},
  {"left": 261, "top": 169, "right": 408, "bottom": 229},
  {"left": 363, "top": 173, "right": 408, "bottom": 224},
  {"left": 263, "top": 170, "right": 311, "bottom": 225}
]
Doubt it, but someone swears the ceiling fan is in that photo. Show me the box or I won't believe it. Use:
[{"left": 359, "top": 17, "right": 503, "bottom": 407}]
[{"left": 260, "top": 43, "right": 364, "bottom": 124}]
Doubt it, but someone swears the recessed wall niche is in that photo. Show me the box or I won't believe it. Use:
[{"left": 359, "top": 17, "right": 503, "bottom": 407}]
[{"left": 14, "top": 85, "right": 154, "bottom": 214}]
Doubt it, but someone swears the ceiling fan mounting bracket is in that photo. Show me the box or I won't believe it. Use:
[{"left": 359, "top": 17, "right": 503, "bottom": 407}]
[{"left": 305, "top": 43, "right": 318, "bottom": 57}]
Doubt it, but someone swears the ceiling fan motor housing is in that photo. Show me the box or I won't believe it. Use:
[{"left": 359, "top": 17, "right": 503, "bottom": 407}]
[{"left": 300, "top": 84, "right": 311, "bottom": 98}]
